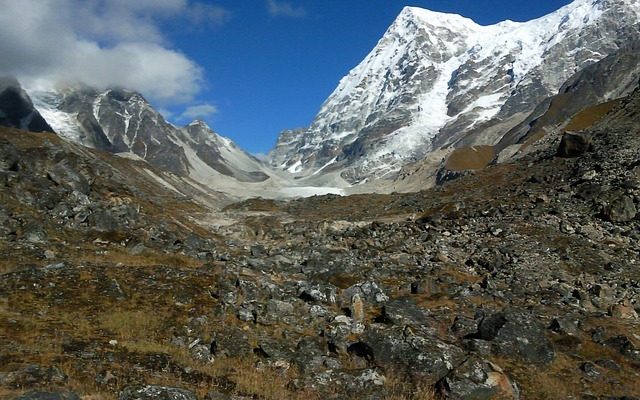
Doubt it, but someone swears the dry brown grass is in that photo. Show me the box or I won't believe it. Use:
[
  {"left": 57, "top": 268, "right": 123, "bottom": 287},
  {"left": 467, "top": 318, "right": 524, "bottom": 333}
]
[
  {"left": 383, "top": 372, "right": 437, "bottom": 400},
  {"left": 75, "top": 248, "right": 204, "bottom": 269},
  {"left": 564, "top": 99, "right": 620, "bottom": 131},
  {"left": 445, "top": 145, "right": 495, "bottom": 172},
  {"left": 226, "top": 360, "right": 315, "bottom": 400},
  {"left": 99, "top": 310, "right": 163, "bottom": 342},
  {"left": 0, "top": 387, "right": 23, "bottom": 400},
  {"left": 520, "top": 130, "right": 547, "bottom": 150}
]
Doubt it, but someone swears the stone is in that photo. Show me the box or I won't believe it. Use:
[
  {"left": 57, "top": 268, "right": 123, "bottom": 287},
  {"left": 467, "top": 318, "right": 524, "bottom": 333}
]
[
  {"left": 474, "top": 311, "right": 555, "bottom": 364},
  {"left": 211, "top": 328, "right": 252, "bottom": 358},
  {"left": 46, "top": 162, "right": 90, "bottom": 195},
  {"left": 13, "top": 392, "right": 80, "bottom": 400},
  {"left": 451, "top": 316, "right": 480, "bottom": 338},
  {"left": 579, "top": 362, "right": 600, "bottom": 379},
  {"left": 602, "top": 196, "right": 637, "bottom": 222},
  {"left": 474, "top": 313, "right": 507, "bottom": 341},
  {"left": 410, "top": 278, "right": 440, "bottom": 295},
  {"left": 609, "top": 304, "right": 638, "bottom": 320},
  {"left": 602, "top": 335, "right": 640, "bottom": 361},
  {"left": 88, "top": 210, "right": 120, "bottom": 232},
  {"left": 350, "top": 293, "right": 365, "bottom": 322},
  {"left": 204, "top": 392, "right": 232, "bottom": 400},
  {"left": 441, "top": 357, "right": 519, "bottom": 400},
  {"left": 549, "top": 317, "right": 579, "bottom": 336},
  {"left": 190, "top": 344, "right": 213, "bottom": 363},
  {"left": 119, "top": 386, "right": 197, "bottom": 400},
  {"left": 557, "top": 131, "right": 593, "bottom": 157},
  {"left": 378, "top": 298, "right": 432, "bottom": 327},
  {"left": 362, "top": 326, "right": 466, "bottom": 383},
  {"left": 0, "top": 365, "right": 67, "bottom": 388},
  {"left": 342, "top": 281, "right": 389, "bottom": 306},
  {"left": 22, "top": 224, "right": 47, "bottom": 243},
  {"left": 354, "top": 369, "right": 386, "bottom": 387}
]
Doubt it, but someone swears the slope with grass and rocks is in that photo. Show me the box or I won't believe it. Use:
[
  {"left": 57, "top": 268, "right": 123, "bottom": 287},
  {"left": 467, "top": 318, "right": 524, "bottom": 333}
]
[{"left": 1, "top": 83, "right": 640, "bottom": 400}]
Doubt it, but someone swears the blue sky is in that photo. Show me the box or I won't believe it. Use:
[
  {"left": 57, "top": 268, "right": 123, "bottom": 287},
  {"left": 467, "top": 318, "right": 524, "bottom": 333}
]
[
  {"left": 0, "top": 0, "right": 573, "bottom": 154},
  {"left": 162, "top": 0, "right": 574, "bottom": 154}
]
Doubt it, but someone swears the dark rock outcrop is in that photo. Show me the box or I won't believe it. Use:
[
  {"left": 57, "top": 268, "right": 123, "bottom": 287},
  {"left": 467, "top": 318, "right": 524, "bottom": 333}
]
[{"left": 0, "top": 77, "right": 53, "bottom": 132}]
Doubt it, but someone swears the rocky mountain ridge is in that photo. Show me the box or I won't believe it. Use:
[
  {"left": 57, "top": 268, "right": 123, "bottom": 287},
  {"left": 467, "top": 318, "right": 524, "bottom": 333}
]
[
  {"left": 0, "top": 78, "right": 53, "bottom": 134},
  {"left": 270, "top": 0, "right": 640, "bottom": 184},
  {"left": 29, "top": 86, "right": 271, "bottom": 185}
]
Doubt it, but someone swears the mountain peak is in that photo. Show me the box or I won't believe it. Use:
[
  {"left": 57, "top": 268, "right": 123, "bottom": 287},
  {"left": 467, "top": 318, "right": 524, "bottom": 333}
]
[
  {"left": 187, "top": 119, "right": 212, "bottom": 130},
  {"left": 271, "top": 0, "right": 640, "bottom": 184},
  {"left": 395, "top": 6, "right": 482, "bottom": 32}
]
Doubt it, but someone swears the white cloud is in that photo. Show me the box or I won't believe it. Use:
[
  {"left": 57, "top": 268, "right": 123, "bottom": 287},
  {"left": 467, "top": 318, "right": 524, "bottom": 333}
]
[
  {"left": 267, "top": 0, "right": 306, "bottom": 18},
  {"left": 185, "top": 3, "right": 231, "bottom": 28},
  {"left": 179, "top": 103, "right": 219, "bottom": 120},
  {"left": 0, "top": 0, "right": 229, "bottom": 104}
]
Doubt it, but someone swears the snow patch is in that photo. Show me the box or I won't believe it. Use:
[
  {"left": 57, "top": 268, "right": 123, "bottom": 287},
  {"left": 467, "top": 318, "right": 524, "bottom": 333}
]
[{"left": 279, "top": 186, "right": 345, "bottom": 198}]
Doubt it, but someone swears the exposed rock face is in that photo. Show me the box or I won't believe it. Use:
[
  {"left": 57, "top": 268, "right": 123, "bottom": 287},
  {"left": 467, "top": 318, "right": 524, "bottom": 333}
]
[
  {"left": 496, "top": 44, "right": 640, "bottom": 152},
  {"left": 270, "top": 0, "right": 640, "bottom": 184},
  {"left": 0, "top": 77, "right": 53, "bottom": 133},
  {"left": 29, "top": 87, "right": 269, "bottom": 182}
]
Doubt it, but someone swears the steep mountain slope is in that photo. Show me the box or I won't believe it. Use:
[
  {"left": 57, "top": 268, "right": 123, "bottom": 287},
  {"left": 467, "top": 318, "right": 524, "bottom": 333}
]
[
  {"left": 270, "top": 0, "right": 640, "bottom": 184},
  {"left": 29, "top": 87, "right": 270, "bottom": 183},
  {"left": 496, "top": 43, "right": 640, "bottom": 153},
  {"left": 0, "top": 77, "right": 53, "bottom": 133},
  {"left": 389, "top": 43, "right": 640, "bottom": 192}
]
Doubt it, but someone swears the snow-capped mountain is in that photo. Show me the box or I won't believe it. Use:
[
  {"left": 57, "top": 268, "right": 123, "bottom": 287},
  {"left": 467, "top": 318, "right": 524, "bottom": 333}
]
[
  {"left": 270, "top": 0, "right": 640, "bottom": 183},
  {"left": 29, "top": 87, "right": 270, "bottom": 183}
]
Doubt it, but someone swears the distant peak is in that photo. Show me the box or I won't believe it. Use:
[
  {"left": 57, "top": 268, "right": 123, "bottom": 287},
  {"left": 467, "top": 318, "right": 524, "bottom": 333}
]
[
  {"left": 188, "top": 119, "right": 212, "bottom": 130},
  {"left": 396, "top": 5, "right": 481, "bottom": 29}
]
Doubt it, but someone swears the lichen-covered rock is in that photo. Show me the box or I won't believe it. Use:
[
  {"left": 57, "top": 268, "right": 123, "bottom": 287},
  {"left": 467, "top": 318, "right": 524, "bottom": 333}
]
[
  {"left": 0, "top": 365, "right": 67, "bottom": 389},
  {"left": 490, "top": 312, "right": 556, "bottom": 365},
  {"left": 362, "top": 326, "right": 466, "bottom": 383},
  {"left": 441, "top": 357, "right": 519, "bottom": 400},
  {"left": 13, "top": 391, "right": 80, "bottom": 400},
  {"left": 119, "top": 385, "right": 197, "bottom": 400}
]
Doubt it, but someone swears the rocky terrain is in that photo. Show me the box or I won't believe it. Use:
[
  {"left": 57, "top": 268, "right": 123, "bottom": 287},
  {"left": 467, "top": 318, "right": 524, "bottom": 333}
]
[
  {"left": 1, "top": 76, "right": 640, "bottom": 400},
  {"left": 29, "top": 86, "right": 279, "bottom": 192}
]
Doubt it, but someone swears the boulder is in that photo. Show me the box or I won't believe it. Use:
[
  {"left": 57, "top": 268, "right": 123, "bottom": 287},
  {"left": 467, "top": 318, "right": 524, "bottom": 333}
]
[
  {"left": 13, "top": 391, "right": 80, "bottom": 400},
  {"left": 0, "top": 365, "right": 67, "bottom": 388},
  {"left": 119, "top": 386, "right": 196, "bottom": 400},
  {"left": 602, "top": 196, "right": 637, "bottom": 222},
  {"left": 469, "top": 311, "right": 555, "bottom": 364},
  {"left": 46, "top": 162, "right": 90, "bottom": 195},
  {"left": 491, "top": 312, "right": 556, "bottom": 364},
  {"left": 440, "top": 357, "right": 519, "bottom": 400},
  {"left": 557, "top": 131, "right": 592, "bottom": 157},
  {"left": 362, "top": 326, "right": 466, "bottom": 383}
]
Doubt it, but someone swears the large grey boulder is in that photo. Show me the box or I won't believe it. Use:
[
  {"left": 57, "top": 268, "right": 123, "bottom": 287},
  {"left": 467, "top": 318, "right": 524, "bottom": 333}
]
[{"left": 362, "top": 326, "right": 466, "bottom": 383}]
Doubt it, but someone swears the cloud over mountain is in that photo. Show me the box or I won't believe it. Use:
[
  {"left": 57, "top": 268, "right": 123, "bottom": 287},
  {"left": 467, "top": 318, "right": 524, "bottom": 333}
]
[{"left": 0, "top": 0, "right": 228, "bottom": 104}]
